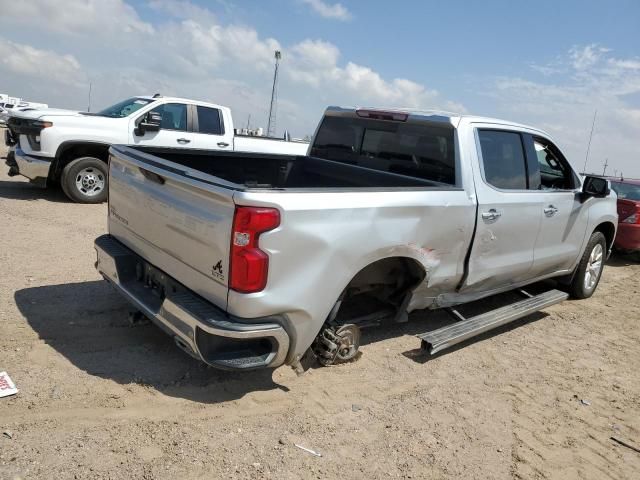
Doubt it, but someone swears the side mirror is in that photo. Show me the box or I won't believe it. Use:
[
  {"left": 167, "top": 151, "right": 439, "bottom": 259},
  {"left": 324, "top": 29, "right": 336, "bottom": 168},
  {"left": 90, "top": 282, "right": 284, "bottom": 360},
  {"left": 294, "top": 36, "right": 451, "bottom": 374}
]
[
  {"left": 582, "top": 175, "right": 610, "bottom": 198},
  {"left": 135, "top": 111, "right": 162, "bottom": 135}
]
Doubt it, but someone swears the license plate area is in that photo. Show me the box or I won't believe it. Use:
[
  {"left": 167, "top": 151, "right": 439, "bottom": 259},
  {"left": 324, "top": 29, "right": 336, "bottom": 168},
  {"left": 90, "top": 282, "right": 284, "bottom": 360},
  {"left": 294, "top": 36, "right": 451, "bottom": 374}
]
[{"left": 135, "top": 261, "right": 186, "bottom": 302}]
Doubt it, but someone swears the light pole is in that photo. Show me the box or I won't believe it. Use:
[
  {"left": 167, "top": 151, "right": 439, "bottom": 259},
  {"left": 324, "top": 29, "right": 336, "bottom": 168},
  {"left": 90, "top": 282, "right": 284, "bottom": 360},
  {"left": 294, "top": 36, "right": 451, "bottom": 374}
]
[
  {"left": 87, "top": 82, "right": 92, "bottom": 112},
  {"left": 266, "top": 51, "right": 281, "bottom": 138}
]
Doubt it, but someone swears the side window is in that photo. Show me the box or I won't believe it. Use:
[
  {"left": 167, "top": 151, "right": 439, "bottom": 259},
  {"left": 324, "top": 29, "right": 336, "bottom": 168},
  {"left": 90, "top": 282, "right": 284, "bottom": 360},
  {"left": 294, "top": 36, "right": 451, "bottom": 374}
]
[
  {"left": 149, "top": 103, "right": 187, "bottom": 131},
  {"left": 478, "top": 130, "right": 528, "bottom": 190},
  {"left": 532, "top": 138, "right": 576, "bottom": 190},
  {"left": 196, "top": 106, "right": 224, "bottom": 135}
]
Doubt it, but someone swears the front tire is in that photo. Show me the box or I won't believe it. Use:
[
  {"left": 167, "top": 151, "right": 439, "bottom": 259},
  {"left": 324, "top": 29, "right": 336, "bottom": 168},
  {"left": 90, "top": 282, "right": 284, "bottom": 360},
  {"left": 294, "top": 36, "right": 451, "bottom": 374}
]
[
  {"left": 60, "top": 157, "right": 108, "bottom": 203},
  {"left": 568, "top": 231, "right": 606, "bottom": 299}
]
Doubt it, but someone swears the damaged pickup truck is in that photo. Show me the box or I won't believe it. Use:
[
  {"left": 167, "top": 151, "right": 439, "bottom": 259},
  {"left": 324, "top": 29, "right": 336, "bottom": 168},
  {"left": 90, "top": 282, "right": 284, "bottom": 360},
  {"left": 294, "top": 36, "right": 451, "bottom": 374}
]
[{"left": 94, "top": 107, "right": 617, "bottom": 372}]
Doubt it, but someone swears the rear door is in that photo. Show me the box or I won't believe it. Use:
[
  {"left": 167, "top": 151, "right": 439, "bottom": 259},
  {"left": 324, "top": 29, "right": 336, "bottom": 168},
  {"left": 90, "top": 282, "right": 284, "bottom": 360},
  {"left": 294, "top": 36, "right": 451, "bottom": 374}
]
[
  {"left": 107, "top": 146, "right": 236, "bottom": 309},
  {"left": 190, "top": 105, "right": 234, "bottom": 151},
  {"left": 129, "top": 102, "right": 195, "bottom": 148},
  {"left": 462, "top": 126, "right": 542, "bottom": 291}
]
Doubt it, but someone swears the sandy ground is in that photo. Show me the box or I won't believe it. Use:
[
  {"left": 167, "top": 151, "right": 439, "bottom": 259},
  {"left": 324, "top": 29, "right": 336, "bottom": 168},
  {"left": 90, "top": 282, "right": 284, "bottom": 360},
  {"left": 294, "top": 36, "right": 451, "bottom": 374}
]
[{"left": 0, "top": 136, "right": 639, "bottom": 480}]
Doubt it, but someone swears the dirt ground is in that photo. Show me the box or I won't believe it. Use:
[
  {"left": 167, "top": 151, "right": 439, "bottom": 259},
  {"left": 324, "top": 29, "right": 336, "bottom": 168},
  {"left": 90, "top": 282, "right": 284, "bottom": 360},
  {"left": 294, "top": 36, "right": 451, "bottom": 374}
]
[{"left": 0, "top": 137, "right": 639, "bottom": 480}]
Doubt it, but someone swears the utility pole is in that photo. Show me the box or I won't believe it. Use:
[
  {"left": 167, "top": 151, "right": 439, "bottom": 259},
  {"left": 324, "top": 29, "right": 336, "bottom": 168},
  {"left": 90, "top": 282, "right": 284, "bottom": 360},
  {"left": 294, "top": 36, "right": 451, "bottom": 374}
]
[
  {"left": 602, "top": 158, "right": 609, "bottom": 176},
  {"left": 266, "top": 50, "right": 281, "bottom": 138},
  {"left": 582, "top": 110, "right": 597, "bottom": 174},
  {"left": 246, "top": 114, "right": 251, "bottom": 130},
  {"left": 87, "top": 82, "right": 92, "bottom": 112}
]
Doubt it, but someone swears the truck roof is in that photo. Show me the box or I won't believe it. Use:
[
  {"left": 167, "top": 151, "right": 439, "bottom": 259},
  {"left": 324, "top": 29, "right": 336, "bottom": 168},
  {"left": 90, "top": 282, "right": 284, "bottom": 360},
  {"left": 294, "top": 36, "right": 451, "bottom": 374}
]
[
  {"left": 137, "top": 95, "right": 227, "bottom": 110},
  {"left": 326, "top": 106, "right": 551, "bottom": 138}
]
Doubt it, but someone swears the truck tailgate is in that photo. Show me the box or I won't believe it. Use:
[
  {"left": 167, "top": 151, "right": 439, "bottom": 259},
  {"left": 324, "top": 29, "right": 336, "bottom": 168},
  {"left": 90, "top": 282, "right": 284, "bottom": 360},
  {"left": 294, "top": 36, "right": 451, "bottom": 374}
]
[{"left": 107, "top": 146, "right": 235, "bottom": 310}]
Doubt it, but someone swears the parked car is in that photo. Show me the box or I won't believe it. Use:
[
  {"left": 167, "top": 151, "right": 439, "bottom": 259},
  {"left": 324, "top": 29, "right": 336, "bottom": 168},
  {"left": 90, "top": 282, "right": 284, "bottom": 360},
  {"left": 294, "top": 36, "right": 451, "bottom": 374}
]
[
  {"left": 94, "top": 106, "right": 617, "bottom": 373},
  {"left": 3, "top": 95, "right": 308, "bottom": 203},
  {"left": 0, "top": 102, "right": 24, "bottom": 124},
  {"left": 610, "top": 178, "right": 640, "bottom": 256}
]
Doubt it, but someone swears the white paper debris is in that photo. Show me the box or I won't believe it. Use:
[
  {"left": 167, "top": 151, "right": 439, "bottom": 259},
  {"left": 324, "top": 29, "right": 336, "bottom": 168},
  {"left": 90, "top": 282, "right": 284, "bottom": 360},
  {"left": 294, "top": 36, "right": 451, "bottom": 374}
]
[
  {"left": 0, "top": 372, "right": 18, "bottom": 398},
  {"left": 294, "top": 444, "right": 322, "bottom": 457}
]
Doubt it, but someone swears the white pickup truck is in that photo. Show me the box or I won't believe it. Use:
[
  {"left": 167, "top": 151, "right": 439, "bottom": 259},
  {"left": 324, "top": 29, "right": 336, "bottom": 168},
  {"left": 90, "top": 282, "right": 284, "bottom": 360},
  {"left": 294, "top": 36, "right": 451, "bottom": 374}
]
[
  {"left": 95, "top": 106, "right": 617, "bottom": 373},
  {"left": 4, "top": 95, "right": 308, "bottom": 203}
]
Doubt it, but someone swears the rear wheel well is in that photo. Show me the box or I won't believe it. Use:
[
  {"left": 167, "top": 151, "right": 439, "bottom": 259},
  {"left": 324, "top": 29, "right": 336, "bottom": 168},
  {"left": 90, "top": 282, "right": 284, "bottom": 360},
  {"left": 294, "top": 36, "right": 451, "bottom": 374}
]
[
  {"left": 52, "top": 143, "right": 110, "bottom": 181},
  {"left": 594, "top": 222, "right": 616, "bottom": 252},
  {"left": 333, "top": 257, "right": 426, "bottom": 325}
]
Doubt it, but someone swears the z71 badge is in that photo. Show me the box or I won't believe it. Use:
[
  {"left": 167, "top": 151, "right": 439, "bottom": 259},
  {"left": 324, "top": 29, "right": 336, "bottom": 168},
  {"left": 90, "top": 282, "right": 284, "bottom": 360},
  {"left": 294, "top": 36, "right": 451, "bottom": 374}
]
[{"left": 211, "top": 260, "right": 224, "bottom": 281}]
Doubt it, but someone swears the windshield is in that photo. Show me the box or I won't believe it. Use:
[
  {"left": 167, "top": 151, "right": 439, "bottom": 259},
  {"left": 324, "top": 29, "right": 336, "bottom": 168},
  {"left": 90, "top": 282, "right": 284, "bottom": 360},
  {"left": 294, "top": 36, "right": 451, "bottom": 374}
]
[
  {"left": 611, "top": 181, "right": 640, "bottom": 201},
  {"left": 95, "top": 97, "right": 153, "bottom": 118}
]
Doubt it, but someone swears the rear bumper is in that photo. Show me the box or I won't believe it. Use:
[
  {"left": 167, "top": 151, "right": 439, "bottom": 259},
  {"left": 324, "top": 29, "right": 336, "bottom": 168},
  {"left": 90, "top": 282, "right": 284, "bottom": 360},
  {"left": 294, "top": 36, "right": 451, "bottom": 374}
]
[
  {"left": 614, "top": 223, "right": 640, "bottom": 251},
  {"left": 12, "top": 147, "right": 51, "bottom": 186},
  {"left": 94, "top": 234, "right": 290, "bottom": 370}
]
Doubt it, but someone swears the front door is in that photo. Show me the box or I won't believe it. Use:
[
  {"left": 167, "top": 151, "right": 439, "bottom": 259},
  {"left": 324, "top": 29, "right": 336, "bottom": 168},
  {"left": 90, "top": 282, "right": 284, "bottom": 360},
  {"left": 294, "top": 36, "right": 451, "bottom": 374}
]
[
  {"left": 129, "top": 102, "right": 194, "bottom": 148},
  {"left": 526, "top": 136, "right": 589, "bottom": 276},
  {"left": 462, "top": 127, "right": 542, "bottom": 292}
]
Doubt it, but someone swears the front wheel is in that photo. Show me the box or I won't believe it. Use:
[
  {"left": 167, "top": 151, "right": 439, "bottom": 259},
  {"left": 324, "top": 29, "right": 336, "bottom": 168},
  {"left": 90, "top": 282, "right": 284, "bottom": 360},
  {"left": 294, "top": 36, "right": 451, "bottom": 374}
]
[
  {"left": 60, "top": 157, "right": 108, "bottom": 203},
  {"left": 568, "top": 232, "right": 606, "bottom": 299}
]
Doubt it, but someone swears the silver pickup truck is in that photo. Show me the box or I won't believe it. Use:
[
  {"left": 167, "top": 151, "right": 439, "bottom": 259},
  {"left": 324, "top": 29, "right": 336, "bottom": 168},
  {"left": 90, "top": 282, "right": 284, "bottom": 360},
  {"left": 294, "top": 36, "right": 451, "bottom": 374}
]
[{"left": 95, "top": 107, "right": 617, "bottom": 372}]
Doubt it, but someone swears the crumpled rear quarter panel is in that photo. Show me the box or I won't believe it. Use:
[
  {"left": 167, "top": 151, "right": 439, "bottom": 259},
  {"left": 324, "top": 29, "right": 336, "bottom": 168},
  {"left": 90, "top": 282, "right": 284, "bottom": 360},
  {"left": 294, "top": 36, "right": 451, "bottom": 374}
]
[{"left": 227, "top": 188, "right": 476, "bottom": 360}]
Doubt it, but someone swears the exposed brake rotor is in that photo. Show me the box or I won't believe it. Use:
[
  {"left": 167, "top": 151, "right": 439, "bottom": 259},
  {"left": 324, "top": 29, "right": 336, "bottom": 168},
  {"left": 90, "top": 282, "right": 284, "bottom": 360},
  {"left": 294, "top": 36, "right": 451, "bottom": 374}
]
[{"left": 312, "top": 324, "right": 361, "bottom": 366}]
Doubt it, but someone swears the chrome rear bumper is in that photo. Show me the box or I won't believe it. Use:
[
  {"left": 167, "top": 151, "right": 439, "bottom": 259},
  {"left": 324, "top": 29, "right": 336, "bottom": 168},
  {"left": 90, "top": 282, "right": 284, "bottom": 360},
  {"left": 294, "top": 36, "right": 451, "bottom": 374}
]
[{"left": 94, "top": 235, "right": 290, "bottom": 370}]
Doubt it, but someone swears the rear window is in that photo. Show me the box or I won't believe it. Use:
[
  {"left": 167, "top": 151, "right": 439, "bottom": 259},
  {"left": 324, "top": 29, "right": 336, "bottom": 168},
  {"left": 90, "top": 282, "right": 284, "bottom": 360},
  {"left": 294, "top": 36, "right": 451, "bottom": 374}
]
[{"left": 310, "top": 116, "right": 456, "bottom": 185}]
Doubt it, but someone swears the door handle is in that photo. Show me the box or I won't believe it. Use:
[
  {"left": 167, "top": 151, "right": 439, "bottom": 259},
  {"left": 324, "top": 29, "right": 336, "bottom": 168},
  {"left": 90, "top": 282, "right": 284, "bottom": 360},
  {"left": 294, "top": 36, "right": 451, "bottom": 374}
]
[
  {"left": 544, "top": 205, "right": 558, "bottom": 217},
  {"left": 177, "top": 138, "right": 191, "bottom": 144},
  {"left": 217, "top": 142, "right": 229, "bottom": 147},
  {"left": 481, "top": 209, "right": 502, "bottom": 221}
]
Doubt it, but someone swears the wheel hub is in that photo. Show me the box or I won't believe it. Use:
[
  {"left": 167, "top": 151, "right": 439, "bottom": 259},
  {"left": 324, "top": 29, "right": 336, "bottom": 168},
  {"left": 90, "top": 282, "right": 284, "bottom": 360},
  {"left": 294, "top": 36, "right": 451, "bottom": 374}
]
[
  {"left": 584, "top": 243, "right": 603, "bottom": 291},
  {"left": 75, "top": 167, "right": 105, "bottom": 196}
]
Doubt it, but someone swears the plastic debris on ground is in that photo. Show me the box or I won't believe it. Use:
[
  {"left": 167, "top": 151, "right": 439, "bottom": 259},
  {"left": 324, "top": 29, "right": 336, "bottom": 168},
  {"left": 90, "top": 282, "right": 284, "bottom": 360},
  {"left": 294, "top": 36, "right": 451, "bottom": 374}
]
[{"left": 0, "top": 372, "right": 18, "bottom": 398}]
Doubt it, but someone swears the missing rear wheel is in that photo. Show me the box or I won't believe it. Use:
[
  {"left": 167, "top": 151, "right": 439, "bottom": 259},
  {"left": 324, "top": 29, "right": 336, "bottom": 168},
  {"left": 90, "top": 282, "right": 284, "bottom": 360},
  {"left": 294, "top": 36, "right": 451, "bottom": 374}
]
[{"left": 312, "top": 324, "right": 361, "bottom": 366}]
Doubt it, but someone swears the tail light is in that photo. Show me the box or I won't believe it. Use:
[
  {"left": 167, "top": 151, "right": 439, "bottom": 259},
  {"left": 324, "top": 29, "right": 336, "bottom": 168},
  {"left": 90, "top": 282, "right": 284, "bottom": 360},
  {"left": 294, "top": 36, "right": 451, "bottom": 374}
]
[{"left": 230, "top": 206, "right": 280, "bottom": 293}]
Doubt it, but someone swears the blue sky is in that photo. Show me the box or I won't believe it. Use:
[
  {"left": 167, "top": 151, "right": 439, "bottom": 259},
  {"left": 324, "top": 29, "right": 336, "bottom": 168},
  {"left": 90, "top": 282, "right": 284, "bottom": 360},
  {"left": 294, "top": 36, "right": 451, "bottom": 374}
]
[{"left": 1, "top": 0, "right": 639, "bottom": 176}]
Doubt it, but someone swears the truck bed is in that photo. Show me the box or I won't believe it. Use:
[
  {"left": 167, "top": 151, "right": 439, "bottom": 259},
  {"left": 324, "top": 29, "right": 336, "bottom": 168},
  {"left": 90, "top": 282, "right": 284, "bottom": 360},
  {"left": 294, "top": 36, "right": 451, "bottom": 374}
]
[
  {"left": 122, "top": 146, "right": 443, "bottom": 190},
  {"left": 105, "top": 144, "right": 459, "bottom": 316}
]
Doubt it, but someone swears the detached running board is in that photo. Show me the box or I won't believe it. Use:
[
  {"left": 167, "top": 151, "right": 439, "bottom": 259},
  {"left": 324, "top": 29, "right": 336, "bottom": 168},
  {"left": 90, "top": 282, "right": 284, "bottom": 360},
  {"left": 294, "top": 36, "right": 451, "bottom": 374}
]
[{"left": 417, "top": 289, "right": 568, "bottom": 355}]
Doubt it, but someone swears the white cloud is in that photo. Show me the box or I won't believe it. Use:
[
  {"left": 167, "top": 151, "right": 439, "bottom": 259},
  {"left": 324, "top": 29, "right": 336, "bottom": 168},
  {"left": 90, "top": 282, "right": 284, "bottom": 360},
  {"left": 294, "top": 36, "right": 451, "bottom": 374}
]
[
  {"left": 569, "top": 44, "right": 610, "bottom": 70},
  {"left": 0, "top": 38, "right": 84, "bottom": 86},
  {"left": 286, "top": 39, "right": 464, "bottom": 112},
  {"left": 491, "top": 45, "right": 640, "bottom": 176},
  {"left": 301, "top": 0, "right": 352, "bottom": 21},
  {"left": 0, "top": 0, "right": 461, "bottom": 138},
  {"left": 148, "top": 0, "right": 217, "bottom": 22},
  {"left": 0, "top": 0, "right": 153, "bottom": 36},
  {"left": 607, "top": 58, "right": 640, "bottom": 71}
]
